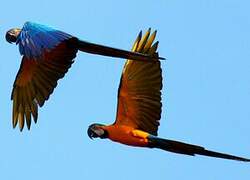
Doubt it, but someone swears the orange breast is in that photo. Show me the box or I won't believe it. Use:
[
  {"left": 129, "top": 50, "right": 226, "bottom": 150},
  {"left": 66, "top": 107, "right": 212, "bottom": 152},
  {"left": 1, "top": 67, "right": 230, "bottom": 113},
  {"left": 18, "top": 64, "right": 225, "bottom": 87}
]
[{"left": 103, "top": 125, "right": 149, "bottom": 147}]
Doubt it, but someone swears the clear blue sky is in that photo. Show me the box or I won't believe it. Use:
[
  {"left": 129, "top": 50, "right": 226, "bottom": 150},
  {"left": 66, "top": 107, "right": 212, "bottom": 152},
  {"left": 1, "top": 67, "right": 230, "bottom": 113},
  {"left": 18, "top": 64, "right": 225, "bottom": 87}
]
[{"left": 0, "top": 0, "right": 249, "bottom": 179}]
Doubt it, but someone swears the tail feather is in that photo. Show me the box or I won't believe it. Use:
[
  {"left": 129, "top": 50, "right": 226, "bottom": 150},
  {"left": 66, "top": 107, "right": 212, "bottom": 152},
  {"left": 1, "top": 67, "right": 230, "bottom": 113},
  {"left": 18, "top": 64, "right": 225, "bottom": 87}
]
[
  {"left": 77, "top": 39, "right": 165, "bottom": 61},
  {"left": 148, "top": 136, "right": 250, "bottom": 162}
]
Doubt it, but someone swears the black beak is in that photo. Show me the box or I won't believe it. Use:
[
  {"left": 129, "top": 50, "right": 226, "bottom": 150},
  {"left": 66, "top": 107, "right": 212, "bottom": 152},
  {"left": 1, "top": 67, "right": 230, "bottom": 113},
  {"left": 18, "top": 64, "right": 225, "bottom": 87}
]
[
  {"left": 87, "top": 125, "right": 107, "bottom": 139},
  {"left": 5, "top": 28, "right": 21, "bottom": 44},
  {"left": 87, "top": 127, "right": 95, "bottom": 140},
  {"left": 5, "top": 31, "right": 15, "bottom": 43}
]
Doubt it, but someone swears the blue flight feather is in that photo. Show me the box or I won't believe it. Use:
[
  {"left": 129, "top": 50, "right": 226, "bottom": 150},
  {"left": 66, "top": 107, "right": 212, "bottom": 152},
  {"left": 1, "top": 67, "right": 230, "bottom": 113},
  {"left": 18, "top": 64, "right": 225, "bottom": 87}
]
[{"left": 16, "top": 22, "right": 73, "bottom": 58}]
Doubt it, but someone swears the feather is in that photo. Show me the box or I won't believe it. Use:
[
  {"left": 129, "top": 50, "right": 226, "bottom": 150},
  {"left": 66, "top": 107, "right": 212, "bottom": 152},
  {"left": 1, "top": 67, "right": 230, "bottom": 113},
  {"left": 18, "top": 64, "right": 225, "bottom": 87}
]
[
  {"left": 17, "top": 22, "right": 73, "bottom": 58},
  {"left": 143, "top": 30, "right": 157, "bottom": 53},
  {"left": 149, "top": 42, "right": 159, "bottom": 55},
  {"left": 30, "top": 102, "right": 38, "bottom": 123},
  {"left": 137, "top": 28, "right": 151, "bottom": 52},
  {"left": 25, "top": 108, "right": 32, "bottom": 130},
  {"left": 131, "top": 31, "right": 142, "bottom": 51},
  {"left": 12, "top": 90, "right": 18, "bottom": 128}
]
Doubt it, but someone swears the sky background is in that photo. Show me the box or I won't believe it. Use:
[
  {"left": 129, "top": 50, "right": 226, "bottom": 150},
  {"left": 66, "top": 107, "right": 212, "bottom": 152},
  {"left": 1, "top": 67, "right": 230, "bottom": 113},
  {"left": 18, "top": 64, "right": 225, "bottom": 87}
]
[{"left": 0, "top": 0, "right": 250, "bottom": 179}]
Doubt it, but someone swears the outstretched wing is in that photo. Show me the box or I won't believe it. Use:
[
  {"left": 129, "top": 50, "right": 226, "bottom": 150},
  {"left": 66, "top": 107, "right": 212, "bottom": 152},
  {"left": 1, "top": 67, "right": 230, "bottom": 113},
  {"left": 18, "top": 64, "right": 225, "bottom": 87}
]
[
  {"left": 12, "top": 22, "right": 78, "bottom": 131},
  {"left": 114, "top": 29, "right": 162, "bottom": 136}
]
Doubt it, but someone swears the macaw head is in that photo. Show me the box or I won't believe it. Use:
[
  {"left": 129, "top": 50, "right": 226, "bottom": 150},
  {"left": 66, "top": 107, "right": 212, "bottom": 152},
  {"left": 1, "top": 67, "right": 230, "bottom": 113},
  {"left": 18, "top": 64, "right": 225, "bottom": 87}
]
[
  {"left": 6, "top": 28, "right": 21, "bottom": 43},
  {"left": 87, "top": 123, "right": 108, "bottom": 139}
]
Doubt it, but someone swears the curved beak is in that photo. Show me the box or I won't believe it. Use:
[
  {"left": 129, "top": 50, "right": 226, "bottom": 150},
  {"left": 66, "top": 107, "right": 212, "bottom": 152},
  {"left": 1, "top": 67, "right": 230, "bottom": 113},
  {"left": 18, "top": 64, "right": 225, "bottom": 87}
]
[
  {"left": 87, "top": 127, "right": 95, "bottom": 140},
  {"left": 87, "top": 126, "right": 105, "bottom": 139},
  {"left": 5, "top": 28, "right": 21, "bottom": 44}
]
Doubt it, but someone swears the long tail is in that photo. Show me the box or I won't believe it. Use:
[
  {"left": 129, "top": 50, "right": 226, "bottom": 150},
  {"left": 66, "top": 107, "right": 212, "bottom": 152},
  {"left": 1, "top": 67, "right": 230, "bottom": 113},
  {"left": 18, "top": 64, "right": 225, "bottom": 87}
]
[
  {"left": 77, "top": 39, "right": 165, "bottom": 61},
  {"left": 148, "top": 136, "right": 250, "bottom": 162}
]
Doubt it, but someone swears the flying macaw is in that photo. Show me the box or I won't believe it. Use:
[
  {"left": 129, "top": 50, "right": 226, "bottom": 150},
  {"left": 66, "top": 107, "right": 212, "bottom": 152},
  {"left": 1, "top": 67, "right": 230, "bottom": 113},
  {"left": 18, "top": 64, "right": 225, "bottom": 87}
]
[
  {"left": 87, "top": 29, "right": 250, "bottom": 162},
  {"left": 6, "top": 22, "right": 164, "bottom": 131}
]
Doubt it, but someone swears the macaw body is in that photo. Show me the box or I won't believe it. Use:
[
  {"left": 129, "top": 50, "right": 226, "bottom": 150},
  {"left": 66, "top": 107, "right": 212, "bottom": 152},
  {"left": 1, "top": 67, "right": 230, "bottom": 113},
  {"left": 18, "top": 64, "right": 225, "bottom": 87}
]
[
  {"left": 103, "top": 125, "right": 149, "bottom": 147},
  {"left": 6, "top": 22, "right": 164, "bottom": 131},
  {"left": 87, "top": 29, "right": 250, "bottom": 162}
]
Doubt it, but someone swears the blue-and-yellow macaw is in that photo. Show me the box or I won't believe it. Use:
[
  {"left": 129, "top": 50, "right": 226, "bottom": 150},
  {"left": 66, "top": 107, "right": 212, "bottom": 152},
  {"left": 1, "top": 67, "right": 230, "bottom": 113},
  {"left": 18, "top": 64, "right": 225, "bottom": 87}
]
[
  {"left": 6, "top": 22, "right": 164, "bottom": 131},
  {"left": 87, "top": 29, "right": 250, "bottom": 162}
]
